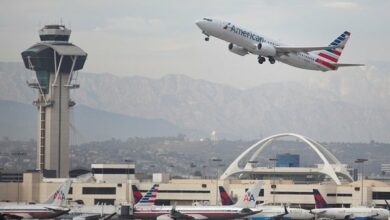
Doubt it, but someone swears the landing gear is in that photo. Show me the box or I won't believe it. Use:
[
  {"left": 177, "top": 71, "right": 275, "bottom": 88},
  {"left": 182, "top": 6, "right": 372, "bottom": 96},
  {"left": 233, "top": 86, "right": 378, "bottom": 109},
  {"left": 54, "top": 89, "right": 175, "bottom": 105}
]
[
  {"left": 205, "top": 37, "right": 210, "bottom": 41},
  {"left": 268, "top": 56, "right": 275, "bottom": 64},
  {"left": 258, "top": 56, "right": 266, "bottom": 64}
]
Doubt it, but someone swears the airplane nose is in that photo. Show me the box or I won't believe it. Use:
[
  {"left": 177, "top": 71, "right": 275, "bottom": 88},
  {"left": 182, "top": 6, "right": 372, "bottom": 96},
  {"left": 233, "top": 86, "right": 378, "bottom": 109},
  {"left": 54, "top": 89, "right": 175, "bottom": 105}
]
[{"left": 195, "top": 20, "right": 204, "bottom": 29}]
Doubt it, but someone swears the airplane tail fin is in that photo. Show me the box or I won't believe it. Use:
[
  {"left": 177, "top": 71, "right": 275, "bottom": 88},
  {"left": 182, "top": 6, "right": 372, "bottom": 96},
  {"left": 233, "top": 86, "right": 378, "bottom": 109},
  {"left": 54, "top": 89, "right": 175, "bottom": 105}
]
[
  {"left": 234, "top": 182, "right": 262, "bottom": 208},
  {"left": 135, "top": 184, "right": 159, "bottom": 206},
  {"left": 44, "top": 179, "right": 72, "bottom": 206},
  {"left": 315, "top": 31, "right": 351, "bottom": 70},
  {"left": 219, "top": 186, "right": 234, "bottom": 206},
  {"left": 313, "top": 189, "right": 329, "bottom": 209},
  {"left": 132, "top": 185, "right": 143, "bottom": 204}
]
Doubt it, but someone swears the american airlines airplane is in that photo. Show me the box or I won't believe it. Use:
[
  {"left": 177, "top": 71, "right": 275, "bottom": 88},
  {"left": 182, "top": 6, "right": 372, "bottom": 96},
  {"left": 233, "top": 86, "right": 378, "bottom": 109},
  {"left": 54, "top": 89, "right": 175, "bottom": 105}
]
[
  {"left": 219, "top": 186, "right": 313, "bottom": 220},
  {"left": 195, "top": 18, "right": 364, "bottom": 71},
  {"left": 133, "top": 182, "right": 263, "bottom": 220},
  {"left": 0, "top": 180, "right": 72, "bottom": 219},
  {"left": 311, "top": 189, "right": 389, "bottom": 220}
]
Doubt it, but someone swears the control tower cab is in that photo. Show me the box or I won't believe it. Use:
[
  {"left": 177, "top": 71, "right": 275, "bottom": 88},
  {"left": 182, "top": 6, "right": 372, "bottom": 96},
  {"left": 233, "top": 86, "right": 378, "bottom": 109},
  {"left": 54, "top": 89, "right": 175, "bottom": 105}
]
[
  {"left": 21, "top": 24, "right": 87, "bottom": 178},
  {"left": 39, "top": 24, "right": 71, "bottom": 42}
]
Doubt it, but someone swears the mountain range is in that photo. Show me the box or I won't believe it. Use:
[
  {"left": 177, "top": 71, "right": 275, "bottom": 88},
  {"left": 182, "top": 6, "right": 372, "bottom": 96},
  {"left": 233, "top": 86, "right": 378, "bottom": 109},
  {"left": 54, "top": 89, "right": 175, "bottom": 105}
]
[{"left": 0, "top": 61, "right": 389, "bottom": 142}]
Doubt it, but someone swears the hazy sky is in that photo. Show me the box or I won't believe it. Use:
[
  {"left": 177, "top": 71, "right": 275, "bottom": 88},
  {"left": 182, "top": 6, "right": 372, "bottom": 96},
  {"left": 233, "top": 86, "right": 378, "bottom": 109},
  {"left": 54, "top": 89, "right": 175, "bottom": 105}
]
[{"left": 0, "top": 0, "right": 389, "bottom": 88}]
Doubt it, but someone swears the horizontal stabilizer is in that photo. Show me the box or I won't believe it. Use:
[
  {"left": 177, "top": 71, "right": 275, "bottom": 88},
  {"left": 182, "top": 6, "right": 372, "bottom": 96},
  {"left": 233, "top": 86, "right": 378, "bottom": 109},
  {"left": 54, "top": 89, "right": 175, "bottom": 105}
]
[{"left": 334, "top": 63, "right": 365, "bottom": 67}]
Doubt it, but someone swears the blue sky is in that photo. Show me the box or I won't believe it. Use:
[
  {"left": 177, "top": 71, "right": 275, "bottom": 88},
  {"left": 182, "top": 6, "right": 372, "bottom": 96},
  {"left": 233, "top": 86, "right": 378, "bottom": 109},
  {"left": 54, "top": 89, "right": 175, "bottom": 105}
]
[{"left": 0, "top": 0, "right": 388, "bottom": 88}]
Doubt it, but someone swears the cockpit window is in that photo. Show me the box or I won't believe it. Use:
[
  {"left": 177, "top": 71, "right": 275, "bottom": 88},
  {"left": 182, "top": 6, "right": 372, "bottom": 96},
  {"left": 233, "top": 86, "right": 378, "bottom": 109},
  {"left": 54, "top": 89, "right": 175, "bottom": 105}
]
[{"left": 203, "top": 18, "right": 213, "bottom": 22}]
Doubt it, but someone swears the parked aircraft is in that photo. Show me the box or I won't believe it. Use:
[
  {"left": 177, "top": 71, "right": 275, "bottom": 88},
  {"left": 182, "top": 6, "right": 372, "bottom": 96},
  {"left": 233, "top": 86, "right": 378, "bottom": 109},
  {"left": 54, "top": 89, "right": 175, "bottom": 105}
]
[
  {"left": 0, "top": 180, "right": 72, "bottom": 219},
  {"left": 311, "top": 189, "right": 389, "bottom": 219},
  {"left": 133, "top": 182, "right": 263, "bottom": 220},
  {"left": 219, "top": 186, "right": 313, "bottom": 220},
  {"left": 196, "top": 18, "right": 363, "bottom": 71}
]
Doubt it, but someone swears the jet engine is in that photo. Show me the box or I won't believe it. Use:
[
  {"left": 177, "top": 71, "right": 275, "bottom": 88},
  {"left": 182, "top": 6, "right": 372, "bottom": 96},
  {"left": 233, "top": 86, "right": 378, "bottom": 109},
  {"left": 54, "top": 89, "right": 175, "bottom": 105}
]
[
  {"left": 256, "top": 43, "right": 276, "bottom": 56},
  {"left": 228, "top": 43, "right": 248, "bottom": 56}
]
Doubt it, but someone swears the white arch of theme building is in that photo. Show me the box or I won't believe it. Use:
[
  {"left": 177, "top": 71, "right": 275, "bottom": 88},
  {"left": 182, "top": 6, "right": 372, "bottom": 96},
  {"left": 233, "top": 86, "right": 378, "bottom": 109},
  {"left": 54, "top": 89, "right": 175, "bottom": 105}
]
[{"left": 220, "top": 133, "right": 353, "bottom": 185}]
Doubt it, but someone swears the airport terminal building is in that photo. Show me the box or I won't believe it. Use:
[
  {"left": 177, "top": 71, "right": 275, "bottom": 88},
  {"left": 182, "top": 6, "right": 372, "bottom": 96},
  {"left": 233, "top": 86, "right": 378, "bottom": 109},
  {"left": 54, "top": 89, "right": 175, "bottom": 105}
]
[{"left": 1, "top": 162, "right": 389, "bottom": 209}]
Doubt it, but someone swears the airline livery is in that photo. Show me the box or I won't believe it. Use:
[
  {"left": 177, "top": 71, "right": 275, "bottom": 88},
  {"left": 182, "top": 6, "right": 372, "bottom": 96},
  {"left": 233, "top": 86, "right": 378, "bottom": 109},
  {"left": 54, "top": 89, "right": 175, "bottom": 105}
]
[
  {"left": 311, "top": 189, "right": 389, "bottom": 220},
  {"left": 219, "top": 186, "right": 313, "bottom": 220},
  {"left": 0, "top": 180, "right": 72, "bottom": 219},
  {"left": 196, "top": 18, "right": 364, "bottom": 71},
  {"left": 133, "top": 182, "right": 263, "bottom": 220}
]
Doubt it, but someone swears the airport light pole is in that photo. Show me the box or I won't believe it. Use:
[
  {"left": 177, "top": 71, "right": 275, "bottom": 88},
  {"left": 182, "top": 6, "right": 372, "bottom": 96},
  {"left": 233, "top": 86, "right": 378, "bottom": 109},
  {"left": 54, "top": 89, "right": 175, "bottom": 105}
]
[
  {"left": 12, "top": 151, "right": 26, "bottom": 204},
  {"left": 124, "top": 159, "right": 133, "bottom": 203},
  {"left": 355, "top": 158, "right": 368, "bottom": 206},
  {"left": 210, "top": 157, "right": 222, "bottom": 205},
  {"left": 247, "top": 160, "right": 258, "bottom": 179},
  {"left": 269, "top": 158, "right": 277, "bottom": 204}
]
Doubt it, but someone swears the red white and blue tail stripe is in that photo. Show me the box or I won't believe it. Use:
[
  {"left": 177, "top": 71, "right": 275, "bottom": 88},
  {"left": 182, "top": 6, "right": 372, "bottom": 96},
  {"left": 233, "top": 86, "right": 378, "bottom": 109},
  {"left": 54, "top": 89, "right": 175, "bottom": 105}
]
[
  {"left": 136, "top": 184, "right": 159, "bottom": 206},
  {"left": 315, "top": 31, "right": 351, "bottom": 70}
]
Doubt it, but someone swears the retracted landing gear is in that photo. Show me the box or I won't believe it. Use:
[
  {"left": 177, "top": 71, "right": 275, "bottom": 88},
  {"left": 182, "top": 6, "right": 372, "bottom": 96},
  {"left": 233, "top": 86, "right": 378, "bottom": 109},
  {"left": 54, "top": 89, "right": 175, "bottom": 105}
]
[{"left": 258, "top": 56, "right": 266, "bottom": 64}]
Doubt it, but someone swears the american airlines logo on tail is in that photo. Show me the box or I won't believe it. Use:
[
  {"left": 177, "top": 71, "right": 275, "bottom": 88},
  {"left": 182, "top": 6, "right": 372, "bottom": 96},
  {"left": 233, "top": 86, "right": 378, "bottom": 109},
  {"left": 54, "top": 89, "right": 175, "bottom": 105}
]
[
  {"left": 243, "top": 191, "right": 256, "bottom": 202},
  {"left": 53, "top": 190, "right": 66, "bottom": 201}
]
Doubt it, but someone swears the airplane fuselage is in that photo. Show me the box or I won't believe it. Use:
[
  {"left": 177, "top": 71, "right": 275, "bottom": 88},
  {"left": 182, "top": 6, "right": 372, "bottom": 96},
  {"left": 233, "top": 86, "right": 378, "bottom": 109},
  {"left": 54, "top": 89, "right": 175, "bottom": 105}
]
[
  {"left": 134, "top": 205, "right": 256, "bottom": 220},
  {"left": 249, "top": 206, "right": 313, "bottom": 220},
  {"left": 311, "top": 207, "right": 389, "bottom": 220},
  {"left": 0, "top": 204, "right": 68, "bottom": 219}
]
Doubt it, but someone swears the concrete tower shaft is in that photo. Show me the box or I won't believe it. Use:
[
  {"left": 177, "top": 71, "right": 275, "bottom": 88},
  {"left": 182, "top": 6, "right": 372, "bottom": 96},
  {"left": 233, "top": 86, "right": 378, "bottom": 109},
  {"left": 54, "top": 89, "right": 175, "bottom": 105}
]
[{"left": 21, "top": 25, "right": 87, "bottom": 178}]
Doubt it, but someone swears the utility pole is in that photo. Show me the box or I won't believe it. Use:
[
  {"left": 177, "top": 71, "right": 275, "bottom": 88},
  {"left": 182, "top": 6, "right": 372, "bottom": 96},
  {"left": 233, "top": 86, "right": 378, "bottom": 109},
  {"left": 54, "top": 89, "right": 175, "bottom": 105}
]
[{"left": 210, "top": 157, "right": 222, "bottom": 205}]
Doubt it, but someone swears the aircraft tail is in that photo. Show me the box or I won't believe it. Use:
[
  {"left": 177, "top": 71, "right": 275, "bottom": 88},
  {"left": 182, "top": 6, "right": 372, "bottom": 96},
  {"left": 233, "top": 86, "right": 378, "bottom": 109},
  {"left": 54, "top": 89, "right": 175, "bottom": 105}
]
[
  {"left": 315, "top": 31, "right": 351, "bottom": 70},
  {"left": 135, "top": 184, "right": 159, "bottom": 206},
  {"left": 234, "top": 181, "right": 262, "bottom": 208},
  {"left": 313, "top": 189, "right": 329, "bottom": 209},
  {"left": 132, "top": 185, "right": 143, "bottom": 204},
  {"left": 44, "top": 179, "right": 72, "bottom": 206},
  {"left": 219, "top": 186, "right": 234, "bottom": 206}
]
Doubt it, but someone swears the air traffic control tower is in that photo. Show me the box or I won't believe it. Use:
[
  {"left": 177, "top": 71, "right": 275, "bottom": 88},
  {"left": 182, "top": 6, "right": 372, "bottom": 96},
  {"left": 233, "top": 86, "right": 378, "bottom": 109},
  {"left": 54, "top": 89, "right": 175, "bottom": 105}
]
[{"left": 21, "top": 25, "right": 87, "bottom": 178}]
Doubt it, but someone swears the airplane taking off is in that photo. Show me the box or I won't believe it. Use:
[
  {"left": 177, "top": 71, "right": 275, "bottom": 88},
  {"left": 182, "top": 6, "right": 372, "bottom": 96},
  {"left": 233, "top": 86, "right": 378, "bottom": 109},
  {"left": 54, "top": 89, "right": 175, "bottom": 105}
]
[
  {"left": 195, "top": 18, "right": 364, "bottom": 71},
  {"left": 133, "top": 182, "right": 263, "bottom": 220},
  {"left": 0, "top": 180, "right": 72, "bottom": 219},
  {"left": 311, "top": 189, "right": 390, "bottom": 220}
]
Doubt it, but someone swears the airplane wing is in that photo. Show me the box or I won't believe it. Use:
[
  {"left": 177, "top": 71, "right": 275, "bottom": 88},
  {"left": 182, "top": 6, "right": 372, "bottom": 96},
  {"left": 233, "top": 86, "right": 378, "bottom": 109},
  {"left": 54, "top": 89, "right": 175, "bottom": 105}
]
[
  {"left": 334, "top": 63, "right": 365, "bottom": 67},
  {"left": 350, "top": 213, "right": 379, "bottom": 219},
  {"left": 0, "top": 213, "right": 24, "bottom": 219},
  {"left": 275, "top": 46, "right": 337, "bottom": 53},
  {"left": 155, "top": 208, "right": 207, "bottom": 220},
  {"left": 156, "top": 212, "right": 207, "bottom": 220}
]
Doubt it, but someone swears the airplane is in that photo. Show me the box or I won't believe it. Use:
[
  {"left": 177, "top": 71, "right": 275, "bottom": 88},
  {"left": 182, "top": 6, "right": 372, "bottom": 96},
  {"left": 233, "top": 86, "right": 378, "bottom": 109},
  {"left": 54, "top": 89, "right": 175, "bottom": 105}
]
[
  {"left": 219, "top": 186, "right": 313, "bottom": 220},
  {"left": 0, "top": 180, "right": 72, "bottom": 219},
  {"left": 133, "top": 182, "right": 263, "bottom": 220},
  {"left": 195, "top": 18, "right": 364, "bottom": 71},
  {"left": 311, "top": 189, "right": 390, "bottom": 220}
]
